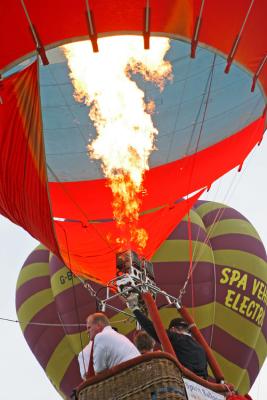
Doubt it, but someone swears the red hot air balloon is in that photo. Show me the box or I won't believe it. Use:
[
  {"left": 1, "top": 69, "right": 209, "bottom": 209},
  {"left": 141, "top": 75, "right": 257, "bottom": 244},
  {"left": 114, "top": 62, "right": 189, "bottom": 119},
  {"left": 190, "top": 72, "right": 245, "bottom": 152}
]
[{"left": 0, "top": 1, "right": 266, "bottom": 285}]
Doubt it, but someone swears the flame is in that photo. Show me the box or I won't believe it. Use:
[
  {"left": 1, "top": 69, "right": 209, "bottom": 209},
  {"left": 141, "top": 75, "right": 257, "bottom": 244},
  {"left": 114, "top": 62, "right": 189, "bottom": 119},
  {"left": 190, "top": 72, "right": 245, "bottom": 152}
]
[{"left": 63, "top": 36, "right": 172, "bottom": 251}]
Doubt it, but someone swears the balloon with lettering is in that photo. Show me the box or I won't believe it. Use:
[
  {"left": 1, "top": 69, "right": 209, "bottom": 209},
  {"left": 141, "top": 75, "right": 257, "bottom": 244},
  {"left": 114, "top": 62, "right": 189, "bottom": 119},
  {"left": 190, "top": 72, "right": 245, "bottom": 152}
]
[
  {"left": 153, "top": 199, "right": 267, "bottom": 395},
  {"left": 16, "top": 200, "right": 267, "bottom": 397},
  {"left": 1, "top": 0, "right": 267, "bottom": 286},
  {"left": 16, "top": 244, "right": 131, "bottom": 398},
  {"left": 15, "top": 244, "right": 83, "bottom": 398}
]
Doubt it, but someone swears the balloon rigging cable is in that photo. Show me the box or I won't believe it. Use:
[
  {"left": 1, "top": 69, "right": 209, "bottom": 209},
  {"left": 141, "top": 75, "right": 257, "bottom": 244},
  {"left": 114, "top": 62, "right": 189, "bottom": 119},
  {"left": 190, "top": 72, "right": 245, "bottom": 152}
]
[
  {"left": 0, "top": 316, "right": 129, "bottom": 327},
  {"left": 179, "top": 118, "right": 263, "bottom": 306},
  {"left": 47, "top": 164, "right": 117, "bottom": 254}
]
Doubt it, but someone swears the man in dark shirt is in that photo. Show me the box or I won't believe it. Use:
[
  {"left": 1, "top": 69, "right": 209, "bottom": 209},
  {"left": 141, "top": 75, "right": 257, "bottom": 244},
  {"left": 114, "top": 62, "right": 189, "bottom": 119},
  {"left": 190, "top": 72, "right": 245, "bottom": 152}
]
[{"left": 127, "top": 295, "right": 208, "bottom": 379}]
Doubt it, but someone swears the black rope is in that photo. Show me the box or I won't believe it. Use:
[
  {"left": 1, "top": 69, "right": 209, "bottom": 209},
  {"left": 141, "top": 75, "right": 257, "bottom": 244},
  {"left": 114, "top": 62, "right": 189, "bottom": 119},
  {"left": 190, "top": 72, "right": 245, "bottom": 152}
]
[
  {"left": 70, "top": 271, "right": 88, "bottom": 375},
  {"left": 186, "top": 53, "right": 217, "bottom": 198},
  {"left": 71, "top": 271, "right": 88, "bottom": 348},
  {"left": 0, "top": 316, "right": 87, "bottom": 327}
]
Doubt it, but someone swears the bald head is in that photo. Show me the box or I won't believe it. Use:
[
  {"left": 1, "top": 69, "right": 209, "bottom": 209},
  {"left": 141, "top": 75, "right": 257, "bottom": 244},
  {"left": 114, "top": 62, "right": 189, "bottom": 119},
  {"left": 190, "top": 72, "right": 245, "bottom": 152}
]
[
  {"left": 86, "top": 313, "right": 110, "bottom": 340},
  {"left": 87, "top": 313, "right": 110, "bottom": 326}
]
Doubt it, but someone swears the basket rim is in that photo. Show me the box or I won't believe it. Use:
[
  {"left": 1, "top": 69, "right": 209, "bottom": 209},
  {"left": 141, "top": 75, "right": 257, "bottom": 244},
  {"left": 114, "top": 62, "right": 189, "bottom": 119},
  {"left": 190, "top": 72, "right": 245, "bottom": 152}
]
[{"left": 76, "top": 351, "right": 231, "bottom": 395}]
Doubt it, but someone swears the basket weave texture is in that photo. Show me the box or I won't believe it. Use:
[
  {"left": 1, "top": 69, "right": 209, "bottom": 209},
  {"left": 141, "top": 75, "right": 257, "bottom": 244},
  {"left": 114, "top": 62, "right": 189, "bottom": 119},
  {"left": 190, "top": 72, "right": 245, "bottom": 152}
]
[{"left": 78, "top": 356, "right": 187, "bottom": 400}]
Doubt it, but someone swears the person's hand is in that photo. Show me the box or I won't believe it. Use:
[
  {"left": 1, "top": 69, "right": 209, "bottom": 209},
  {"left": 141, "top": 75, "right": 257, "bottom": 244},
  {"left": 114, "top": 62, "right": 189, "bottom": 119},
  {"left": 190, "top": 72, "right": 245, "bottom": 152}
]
[{"left": 126, "top": 293, "right": 140, "bottom": 311}]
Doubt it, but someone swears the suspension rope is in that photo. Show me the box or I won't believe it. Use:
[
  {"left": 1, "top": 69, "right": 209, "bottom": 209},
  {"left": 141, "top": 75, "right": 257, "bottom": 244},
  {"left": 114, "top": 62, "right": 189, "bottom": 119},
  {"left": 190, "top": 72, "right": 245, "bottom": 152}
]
[
  {"left": 71, "top": 271, "right": 87, "bottom": 360},
  {"left": 185, "top": 54, "right": 217, "bottom": 156},
  {"left": 187, "top": 210, "right": 195, "bottom": 318},
  {"left": 178, "top": 202, "right": 230, "bottom": 304},
  {"left": 177, "top": 51, "right": 263, "bottom": 305},
  {"left": 0, "top": 317, "right": 87, "bottom": 327},
  {"left": 48, "top": 224, "right": 90, "bottom": 369},
  {"left": 55, "top": 221, "right": 87, "bottom": 279},
  {"left": 47, "top": 165, "right": 91, "bottom": 222},
  {"left": 178, "top": 132, "right": 262, "bottom": 304},
  {"left": 0, "top": 316, "right": 129, "bottom": 327},
  {"left": 47, "top": 164, "right": 117, "bottom": 253},
  {"left": 237, "top": 0, "right": 255, "bottom": 39},
  {"left": 225, "top": 0, "right": 255, "bottom": 73},
  {"left": 166, "top": 54, "right": 193, "bottom": 163},
  {"left": 53, "top": 224, "right": 132, "bottom": 336},
  {"left": 178, "top": 55, "right": 217, "bottom": 305},
  {"left": 20, "top": 0, "right": 49, "bottom": 65}
]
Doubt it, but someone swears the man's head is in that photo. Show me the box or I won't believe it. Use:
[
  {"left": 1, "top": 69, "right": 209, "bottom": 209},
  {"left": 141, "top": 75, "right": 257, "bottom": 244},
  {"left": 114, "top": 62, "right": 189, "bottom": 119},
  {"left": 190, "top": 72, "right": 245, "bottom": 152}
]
[
  {"left": 168, "top": 318, "right": 189, "bottom": 334},
  {"left": 86, "top": 313, "right": 110, "bottom": 340},
  {"left": 134, "top": 330, "right": 155, "bottom": 354}
]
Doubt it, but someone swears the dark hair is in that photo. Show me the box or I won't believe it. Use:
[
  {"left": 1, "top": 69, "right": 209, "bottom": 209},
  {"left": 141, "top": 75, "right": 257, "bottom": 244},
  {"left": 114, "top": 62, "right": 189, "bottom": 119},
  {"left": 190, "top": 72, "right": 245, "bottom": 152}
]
[
  {"left": 134, "top": 331, "right": 155, "bottom": 354},
  {"left": 168, "top": 318, "right": 189, "bottom": 330}
]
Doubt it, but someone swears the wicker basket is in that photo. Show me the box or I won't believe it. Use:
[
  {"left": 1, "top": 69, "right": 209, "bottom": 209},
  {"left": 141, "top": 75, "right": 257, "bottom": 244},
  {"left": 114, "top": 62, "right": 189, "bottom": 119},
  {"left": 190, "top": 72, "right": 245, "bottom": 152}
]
[{"left": 77, "top": 353, "right": 187, "bottom": 400}]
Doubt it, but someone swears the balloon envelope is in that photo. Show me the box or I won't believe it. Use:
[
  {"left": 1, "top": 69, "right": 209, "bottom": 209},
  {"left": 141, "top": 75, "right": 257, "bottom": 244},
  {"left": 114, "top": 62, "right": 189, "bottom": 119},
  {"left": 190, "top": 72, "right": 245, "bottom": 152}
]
[
  {"left": 1, "top": 1, "right": 267, "bottom": 283},
  {"left": 1, "top": 37, "right": 266, "bottom": 283}
]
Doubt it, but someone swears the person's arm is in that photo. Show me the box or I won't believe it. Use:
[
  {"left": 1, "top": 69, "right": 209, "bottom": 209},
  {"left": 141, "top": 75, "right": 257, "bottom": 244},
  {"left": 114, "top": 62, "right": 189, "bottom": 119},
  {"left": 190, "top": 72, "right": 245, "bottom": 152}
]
[
  {"left": 78, "top": 342, "right": 91, "bottom": 380},
  {"left": 93, "top": 336, "right": 107, "bottom": 374},
  {"left": 126, "top": 293, "right": 160, "bottom": 343},
  {"left": 78, "top": 351, "right": 86, "bottom": 380},
  {"left": 133, "top": 309, "right": 160, "bottom": 343}
]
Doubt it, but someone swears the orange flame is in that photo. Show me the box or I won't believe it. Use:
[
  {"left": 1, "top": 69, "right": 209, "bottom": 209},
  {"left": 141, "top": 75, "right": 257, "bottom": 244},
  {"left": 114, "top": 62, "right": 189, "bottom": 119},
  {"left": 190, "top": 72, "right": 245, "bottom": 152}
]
[{"left": 63, "top": 36, "right": 172, "bottom": 252}]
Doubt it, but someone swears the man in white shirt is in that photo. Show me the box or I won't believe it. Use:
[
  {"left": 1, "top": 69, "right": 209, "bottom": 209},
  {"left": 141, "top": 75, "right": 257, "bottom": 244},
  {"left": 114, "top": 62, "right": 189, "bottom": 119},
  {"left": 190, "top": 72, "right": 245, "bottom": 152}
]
[{"left": 79, "top": 312, "right": 140, "bottom": 377}]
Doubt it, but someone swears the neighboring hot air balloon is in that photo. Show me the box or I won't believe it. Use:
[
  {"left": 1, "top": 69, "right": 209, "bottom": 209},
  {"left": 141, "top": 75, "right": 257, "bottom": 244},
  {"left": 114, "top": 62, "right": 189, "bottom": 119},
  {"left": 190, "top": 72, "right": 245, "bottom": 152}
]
[
  {"left": 15, "top": 244, "right": 83, "bottom": 398},
  {"left": 16, "top": 201, "right": 267, "bottom": 397},
  {"left": 153, "top": 200, "right": 267, "bottom": 394},
  {"left": 1, "top": 1, "right": 267, "bottom": 285},
  {"left": 16, "top": 244, "right": 134, "bottom": 398}
]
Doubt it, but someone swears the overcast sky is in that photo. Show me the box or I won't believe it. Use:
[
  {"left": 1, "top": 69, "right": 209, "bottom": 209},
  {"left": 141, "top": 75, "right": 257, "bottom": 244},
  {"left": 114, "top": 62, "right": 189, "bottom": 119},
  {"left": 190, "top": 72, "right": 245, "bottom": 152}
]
[{"left": 0, "top": 137, "right": 266, "bottom": 399}]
